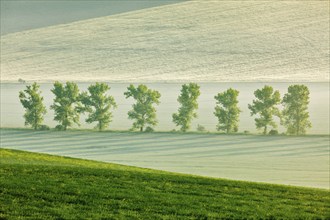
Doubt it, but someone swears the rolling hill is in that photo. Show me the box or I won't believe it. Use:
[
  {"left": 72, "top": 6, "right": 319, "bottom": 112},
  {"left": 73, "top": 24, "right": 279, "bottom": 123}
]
[
  {"left": 1, "top": 1, "right": 329, "bottom": 82},
  {"left": 0, "top": 149, "right": 329, "bottom": 219}
]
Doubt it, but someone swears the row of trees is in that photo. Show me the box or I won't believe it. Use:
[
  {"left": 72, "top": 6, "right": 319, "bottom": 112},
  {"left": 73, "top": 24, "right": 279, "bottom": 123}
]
[
  {"left": 213, "top": 85, "right": 311, "bottom": 135},
  {"left": 19, "top": 82, "right": 312, "bottom": 135}
]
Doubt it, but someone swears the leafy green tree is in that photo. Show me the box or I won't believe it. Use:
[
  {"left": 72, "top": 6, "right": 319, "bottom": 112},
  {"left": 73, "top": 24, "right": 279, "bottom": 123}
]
[
  {"left": 172, "top": 83, "right": 201, "bottom": 132},
  {"left": 248, "top": 85, "right": 281, "bottom": 134},
  {"left": 80, "top": 83, "right": 117, "bottom": 131},
  {"left": 214, "top": 88, "right": 241, "bottom": 133},
  {"left": 19, "top": 82, "right": 47, "bottom": 130},
  {"left": 50, "top": 81, "right": 81, "bottom": 130},
  {"left": 124, "top": 84, "right": 161, "bottom": 132},
  {"left": 282, "top": 85, "right": 311, "bottom": 135}
]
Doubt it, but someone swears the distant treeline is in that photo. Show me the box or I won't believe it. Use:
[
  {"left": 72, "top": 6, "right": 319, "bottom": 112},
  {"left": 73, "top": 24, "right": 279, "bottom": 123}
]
[{"left": 19, "top": 82, "right": 311, "bottom": 135}]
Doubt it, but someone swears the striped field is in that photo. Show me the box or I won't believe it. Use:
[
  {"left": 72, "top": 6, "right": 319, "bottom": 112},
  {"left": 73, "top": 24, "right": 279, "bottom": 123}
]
[{"left": 1, "top": 128, "right": 328, "bottom": 189}]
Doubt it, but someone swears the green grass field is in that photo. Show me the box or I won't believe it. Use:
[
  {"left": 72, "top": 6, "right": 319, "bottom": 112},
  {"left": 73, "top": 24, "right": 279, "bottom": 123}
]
[{"left": 1, "top": 149, "right": 329, "bottom": 219}]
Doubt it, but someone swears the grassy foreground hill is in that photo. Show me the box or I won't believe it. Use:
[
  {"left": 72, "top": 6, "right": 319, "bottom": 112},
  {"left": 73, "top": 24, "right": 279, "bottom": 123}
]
[{"left": 0, "top": 149, "right": 329, "bottom": 219}]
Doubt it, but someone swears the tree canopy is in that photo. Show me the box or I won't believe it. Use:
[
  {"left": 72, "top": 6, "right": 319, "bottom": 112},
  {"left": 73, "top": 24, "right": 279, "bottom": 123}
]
[
  {"left": 17, "top": 82, "right": 316, "bottom": 135},
  {"left": 50, "top": 81, "right": 81, "bottom": 130},
  {"left": 19, "top": 82, "right": 47, "bottom": 130},
  {"left": 80, "top": 83, "right": 117, "bottom": 131},
  {"left": 214, "top": 88, "right": 241, "bottom": 133},
  {"left": 248, "top": 85, "right": 281, "bottom": 134},
  {"left": 124, "top": 84, "right": 161, "bottom": 132},
  {"left": 172, "top": 83, "right": 201, "bottom": 132},
  {"left": 282, "top": 85, "right": 311, "bottom": 135}
]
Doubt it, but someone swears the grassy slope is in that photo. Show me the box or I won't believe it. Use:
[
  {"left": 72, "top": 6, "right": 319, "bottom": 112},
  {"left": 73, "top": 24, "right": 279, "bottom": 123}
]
[{"left": 1, "top": 149, "right": 329, "bottom": 219}]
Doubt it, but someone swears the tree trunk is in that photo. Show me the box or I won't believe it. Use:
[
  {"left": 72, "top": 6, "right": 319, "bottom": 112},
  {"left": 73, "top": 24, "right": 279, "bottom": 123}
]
[
  {"left": 34, "top": 109, "right": 38, "bottom": 130},
  {"left": 141, "top": 114, "right": 145, "bottom": 132},
  {"left": 64, "top": 113, "right": 67, "bottom": 131},
  {"left": 99, "top": 121, "right": 102, "bottom": 131},
  {"left": 263, "top": 126, "right": 267, "bottom": 135},
  {"left": 296, "top": 109, "right": 300, "bottom": 135},
  {"left": 296, "top": 125, "right": 299, "bottom": 135},
  {"left": 296, "top": 118, "right": 300, "bottom": 135}
]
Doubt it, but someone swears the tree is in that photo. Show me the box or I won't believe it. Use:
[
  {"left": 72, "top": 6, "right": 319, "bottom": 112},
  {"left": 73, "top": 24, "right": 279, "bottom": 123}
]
[
  {"left": 80, "top": 83, "right": 117, "bottom": 131},
  {"left": 248, "top": 85, "right": 281, "bottom": 134},
  {"left": 19, "top": 82, "right": 47, "bottom": 130},
  {"left": 50, "top": 81, "right": 81, "bottom": 130},
  {"left": 172, "top": 83, "right": 201, "bottom": 132},
  {"left": 124, "top": 84, "right": 161, "bottom": 132},
  {"left": 282, "top": 85, "right": 311, "bottom": 135},
  {"left": 214, "top": 88, "right": 241, "bottom": 133}
]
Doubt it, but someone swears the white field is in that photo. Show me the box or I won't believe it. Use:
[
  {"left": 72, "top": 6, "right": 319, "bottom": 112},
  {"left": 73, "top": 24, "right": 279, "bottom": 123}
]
[
  {"left": 0, "top": 129, "right": 329, "bottom": 189},
  {"left": 1, "top": 1, "right": 329, "bottom": 83}
]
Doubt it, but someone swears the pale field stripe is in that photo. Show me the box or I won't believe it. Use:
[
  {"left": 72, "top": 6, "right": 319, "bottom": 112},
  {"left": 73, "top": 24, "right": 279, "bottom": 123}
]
[
  {"left": 1, "top": 129, "right": 328, "bottom": 188},
  {"left": 1, "top": 131, "right": 327, "bottom": 156}
]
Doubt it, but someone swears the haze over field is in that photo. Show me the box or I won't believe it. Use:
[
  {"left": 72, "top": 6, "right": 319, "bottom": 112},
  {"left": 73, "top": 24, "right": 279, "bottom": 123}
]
[
  {"left": 0, "top": 0, "right": 183, "bottom": 35},
  {"left": 1, "top": 1, "right": 329, "bottom": 82}
]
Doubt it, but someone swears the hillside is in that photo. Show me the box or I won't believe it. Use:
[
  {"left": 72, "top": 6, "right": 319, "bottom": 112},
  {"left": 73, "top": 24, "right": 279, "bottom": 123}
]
[
  {"left": 1, "top": 1, "right": 329, "bottom": 82},
  {"left": 0, "top": 149, "right": 329, "bottom": 219}
]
